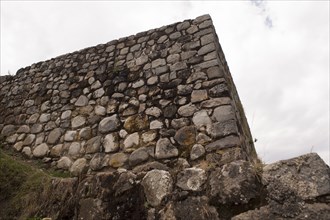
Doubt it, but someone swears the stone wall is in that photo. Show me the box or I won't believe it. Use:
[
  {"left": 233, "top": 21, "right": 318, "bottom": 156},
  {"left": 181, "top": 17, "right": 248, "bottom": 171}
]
[{"left": 0, "top": 14, "right": 257, "bottom": 176}]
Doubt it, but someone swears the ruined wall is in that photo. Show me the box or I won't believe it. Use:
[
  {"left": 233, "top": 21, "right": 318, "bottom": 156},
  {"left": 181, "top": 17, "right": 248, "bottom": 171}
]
[{"left": 0, "top": 14, "right": 257, "bottom": 176}]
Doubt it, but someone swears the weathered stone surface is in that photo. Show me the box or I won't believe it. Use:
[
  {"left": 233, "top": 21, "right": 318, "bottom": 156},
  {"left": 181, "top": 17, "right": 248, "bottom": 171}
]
[
  {"left": 177, "top": 103, "right": 198, "bottom": 117},
  {"left": 78, "top": 127, "right": 92, "bottom": 140},
  {"left": 205, "top": 135, "right": 240, "bottom": 152},
  {"left": 186, "top": 72, "right": 207, "bottom": 84},
  {"left": 1, "top": 124, "right": 15, "bottom": 136},
  {"left": 155, "top": 138, "right": 178, "bottom": 159},
  {"left": 72, "top": 116, "right": 86, "bottom": 129},
  {"left": 209, "top": 160, "right": 259, "bottom": 204},
  {"left": 103, "top": 133, "right": 119, "bottom": 153},
  {"left": 263, "top": 153, "right": 330, "bottom": 200},
  {"left": 163, "top": 105, "right": 177, "bottom": 118},
  {"left": 150, "top": 120, "right": 163, "bottom": 130},
  {"left": 98, "top": 114, "right": 121, "bottom": 133},
  {"left": 190, "top": 144, "right": 206, "bottom": 160},
  {"left": 171, "top": 118, "right": 190, "bottom": 129},
  {"left": 124, "top": 114, "right": 149, "bottom": 133},
  {"left": 23, "top": 134, "right": 36, "bottom": 146},
  {"left": 176, "top": 168, "right": 207, "bottom": 191},
  {"left": 129, "top": 147, "right": 149, "bottom": 166},
  {"left": 85, "top": 136, "right": 102, "bottom": 154},
  {"left": 177, "top": 84, "right": 193, "bottom": 95},
  {"left": 47, "top": 128, "right": 62, "bottom": 144},
  {"left": 201, "top": 97, "right": 231, "bottom": 108},
  {"left": 57, "top": 156, "right": 72, "bottom": 170},
  {"left": 50, "top": 144, "right": 63, "bottom": 157},
  {"left": 207, "top": 120, "right": 238, "bottom": 138},
  {"left": 212, "top": 105, "right": 235, "bottom": 122},
  {"left": 61, "top": 110, "right": 72, "bottom": 120},
  {"left": 89, "top": 153, "right": 105, "bottom": 171},
  {"left": 174, "top": 126, "right": 196, "bottom": 146},
  {"left": 209, "top": 83, "right": 228, "bottom": 97},
  {"left": 68, "top": 142, "right": 81, "bottom": 159},
  {"left": 142, "top": 131, "right": 157, "bottom": 143},
  {"left": 64, "top": 130, "right": 77, "bottom": 142},
  {"left": 75, "top": 95, "right": 89, "bottom": 106},
  {"left": 145, "top": 107, "right": 162, "bottom": 118},
  {"left": 109, "top": 152, "right": 128, "bottom": 168},
  {"left": 33, "top": 143, "right": 49, "bottom": 158},
  {"left": 22, "top": 147, "right": 32, "bottom": 158},
  {"left": 168, "top": 196, "right": 219, "bottom": 220},
  {"left": 207, "top": 66, "right": 224, "bottom": 79},
  {"left": 30, "top": 124, "right": 43, "bottom": 133},
  {"left": 141, "top": 169, "right": 173, "bottom": 207},
  {"left": 13, "top": 141, "right": 24, "bottom": 152},
  {"left": 39, "top": 113, "right": 51, "bottom": 123},
  {"left": 192, "top": 110, "right": 212, "bottom": 129},
  {"left": 17, "top": 125, "right": 30, "bottom": 133},
  {"left": 70, "top": 158, "right": 87, "bottom": 176},
  {"left": 123, "top": 132, "right": 140, "bottom": 149},
  {"left": 191, "top": 90, "right": 208, "bottom": 103}
]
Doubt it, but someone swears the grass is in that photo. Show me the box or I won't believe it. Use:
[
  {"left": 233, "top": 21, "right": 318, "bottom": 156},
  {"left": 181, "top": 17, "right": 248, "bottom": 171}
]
[{"left": 0, "top": 146, "right": 74, "bottom": 219}]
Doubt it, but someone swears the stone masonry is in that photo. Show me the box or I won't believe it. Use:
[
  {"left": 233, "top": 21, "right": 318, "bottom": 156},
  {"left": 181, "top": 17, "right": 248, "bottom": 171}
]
[{"left": 0, "top": 14, "right": 258, "bottom": 176}]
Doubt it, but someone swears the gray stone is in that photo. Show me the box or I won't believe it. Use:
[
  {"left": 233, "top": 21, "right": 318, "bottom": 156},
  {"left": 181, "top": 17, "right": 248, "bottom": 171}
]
[
  {"left": 95, "top": 105, "right": 106, "bottom": 116},
  {"left": 151, "top": 59, "right": 166, "bottom": 68},
  {"left": 205, "top": 135, "right": 240, "bottom": 152},
  {"left": 61, "top": 110, "right": 72, "bottom": 120},
  {"left": 124, "top": 115, "right": 149, "bottom": 133},
  {"left": 176, "top": 168, "right": 207, "bottom": 191},
  {"left": 183, "top": 41, "right": 200, "bottom": 50},
  {"left": 190, "top": 144, "right": 206, "bottom": 160},
  {"left": 98, "top": 114, "right": 121, "bottom": 133},
  {"left": 195, "top": 59, "right": 218, "bottom": 69},
  {"left": 177, "top": 84, "right": 193, "bottom": 95},
  {"left": 170, "top": 62, "right": 187, "bottom": 72},
  {"left": 186, "top": 25, "right": 198, "bottom": 34},
  {"left": 57, "top": 156, "right": 72, "bottom": 170},
  {"left": 163, "top": 105, "right": 177, "bottom": 118},
  {"left": 207, "top": 66, "right": 224, "bottom": 79},
  {"left": 209, "top": 83, "right": 228, "bottom": 97},
  {"left": 207, "top": 120, "right": 238, "bottom": 138},
  {"left": 47, "top": 128, "right": 62, "bottom": 144},
  {"left": 192, "top": 110, "right": 212, "bottom": 129},
  {"left": 123, "top": 132, "right": 140, "bottom": 150},
  {"left": 109, "top": 153, "right": 128, "bottom": 168},
  {"left": 197, "top": 43, "right": 215, "bottom": 56},
  {"left": 6, "top": 134, "right": 18, "bottom": 144},
  {"left": 145, "top": 107, "right": 162, "bottom": 118},
  {"left": 93, "top": 88, "right": 105, "bottom": 98},
  {"left": 186, "top": 71, "right": 208, "bottom": 84},
  {"left": 141, "top": 169, "right": 173, "bottom": 207},
  {"left": 177, "top": 21, "right": 190, "bottom": 30},
  {"left": 263, "top": 153, "right": 330, "bottom": 200},
  {"left": 150, "top": 120, "right": 163, "bottom": 130},
  {"left": 85, "top": 136, "right": 102, "bottom": 154},
  {"left": 22, "top": 147, "right": 32, "bottom": 158},
  {"left": 201, "top": 33, "right": 214, "bottom": 46},
  {"left": 39, "top": 113, "right": 51, "bottom": 123},
  {"left": 196, "top": 133, "right": 212, "bottom": 144},
  {"left": 169, "top": 31, "right": 181, "bottom": 40},
  {"left": 147, "top": 76, "right": 158, "bottom": 85},
  {"left": 167, "top": 54, "right": 180, "bottom": 64},
  {"left": 90, "top": 153, "right": 105, "bottom": 171},
  {"left": 79, "top": 127, "right": 92, "bottom": 140},
  {"left": 181, "top": 51, "right": 197, "bottom": 60},
  {"left": 132, "top": 79, "right": 145, "bottom": 88},
  {"left": 154, "top": 66, "right": 169, "bottom": 75},
  {"left": 193, "top": 14, "right": 211, "bottom": 24},
  {"left": 201, "top": 97, "right": 231, "bottom": 108},
  {"left": 23, "top": 134, "right": 36, "bottom": 146},
  {"left": 27, "top": 113, "right": 40, "bottom": 124},
  {"left": 75, "top": 95, "right": 89, "bottom": 106},
  {"left": 155, "top": 138, "right": 178, "bottom": 159},
  {"left": 129, "top": 147, "right": 149, "bottom": 166},
  {"left": 191, "top": 90, "right": 208, "bottom": 103},
  {"left": 142, "top": 131, "right": 157, "bottom": 143},
  {"left": 171, "top": 118, "right": 190, "bottom": 129},
  {"left": 13, "top": 141, "right": 24, "bottom": 152},
  {"left": 72, "top": 116, "right": 86, "bottom": 129},
  {"left": 64, "top": 130, "right": 77, "bottom": 142},
  {"left": 70, "top": 158, "right": 87, "bottom": 176},
  {"left": 50, "top": 144, "right": 63, "bottom": 157},
  {"left": 33, "top": 143, "right": 49, "bottom": 158},
  {"left": 136, "top": 54, "right": 148, "bottom": 66},
  {"left": 17, "top": 125, "right": 30, "bottom": 133},
  {"left": 212, "top": 105, "right": 235, "bottom": 122},
  {"left": 178, "top": 103, "right": 198, "bottom": 117},
  {"left": 157, "top": 35, "right": 168, "bottom": 44},
  {"left": 174, "top": 126, "right": 196, "bottom": 146},
  {"left": 30, "top": 124, "right": 43, "bottom": 134},
  {"left": 103, "top": 133, "right": 119, "bottom": 153},
  {"left": 209, "top": 160, "right": 259, "bottom": 204},
  {"left": 68, "top": 142, "right": 81, "bottom": 159}
]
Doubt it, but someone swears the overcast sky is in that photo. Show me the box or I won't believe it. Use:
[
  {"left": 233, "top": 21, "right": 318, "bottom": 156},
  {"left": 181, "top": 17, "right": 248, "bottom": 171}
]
[{"left": 0, "top": 0, "right": 329, "bottom": 165}]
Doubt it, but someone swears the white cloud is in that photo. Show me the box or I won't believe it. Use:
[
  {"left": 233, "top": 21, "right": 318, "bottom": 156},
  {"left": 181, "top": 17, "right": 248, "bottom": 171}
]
[{"left": 0, "top": 1, "right": 329, "bottom": 165}]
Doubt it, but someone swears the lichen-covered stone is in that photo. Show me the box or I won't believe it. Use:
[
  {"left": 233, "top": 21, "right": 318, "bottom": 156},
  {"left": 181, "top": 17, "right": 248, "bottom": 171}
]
[
  {"left": 155, "top": 138, "right": 178, "bottom": 159},
  {"left": 70, "top": 158, "right": 88, "bottom": 176},
  {"left": 47, "top": 128, "right": 62, "bottom": 144},
  {"left": 141, "top": 169, "right": 173, "bottom": 207},
  {"left": 207, "top": 120, "right": 238, "bottom": 139},
  {"left": 85, "top": 136, "right": 102, "bottom": 154},
  {"left": 129, "top": 147, "right": 149, "bottom": 166},
  {"left": 205, "top": 135, "right": 240, "bottom": 152},
  {"left": 57, "top": 156, "right": 72, "bottom": 170},
  {"left": 123, "top": 132, "right": 140, "bottom": 150},
  {"left": 109, "top": 152, "right": 128, "bottom": 168},
  {"left": 124, "top": 114, "right": 149, "bottom": 133},
  {"left": 103, "top": 133, "right": 119, "bottom": 153},
  {"left": 72, "top": 116, "right": 86, "bottom": 129},
  {"left": 176, "top": 168, "right": 207, "bottom": 191},
  {"left": 190, "top": 144, "right": 206, "bottom": 160},
  {"left": 174, "top": 126, "right": 196, "bottom": 146}
]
